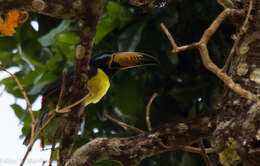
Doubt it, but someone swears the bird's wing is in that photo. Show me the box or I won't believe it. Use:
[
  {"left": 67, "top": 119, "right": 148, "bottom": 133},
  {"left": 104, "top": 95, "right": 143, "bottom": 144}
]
[{"left": 42, "top": 71, "right": 74, "bottom": 101}]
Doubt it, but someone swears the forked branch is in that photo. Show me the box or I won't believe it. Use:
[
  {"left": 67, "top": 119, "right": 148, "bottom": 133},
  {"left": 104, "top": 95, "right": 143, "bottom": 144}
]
[
  {"left": 161, "top": 7, "right": 259, "bottom": 105},
  {"left": 65, "top": 116, "right": 216, "bottom": 166}
]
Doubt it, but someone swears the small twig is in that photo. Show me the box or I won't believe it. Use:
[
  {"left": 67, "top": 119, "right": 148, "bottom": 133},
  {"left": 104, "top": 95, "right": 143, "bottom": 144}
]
[
  {"left": 56, "top": 93, "right": 91, "bottom": 113},
  {"left": 158, "top": 139, "right": 172, "bottom": 149},
  {"left": 182, "top": 146, "right": 215, "bottom": 154},
  {"left": 105, "top": 113, "right": 214, "bottom": 155},
  {"left": 146, "top": 93, "right": 158, "bottom": 131},
  {"left": 221, "top": 0, "right": 253, "bottom": 72},
  {"left": 21, "top": 71, "right": 90, "bottom": 165},
  {"left": 162, "top": 9, "right": 260, "bottom": 106},
  {"left": 20, "top": 113, "right": 56, "bottom": 166},
  {"left": 217, "top": 0, "right": 235, "bottom": 9},
  {"left": 244, "top": 0, "right": 253, "bottom": 27},
  {"left": 49, "top": 120, "right": 65, "bottom": 166},
  {"left": 0, "top": 65, "right": 38, "bottom": 163},
  {"left": 22, "top": 69, "right": 67, "bottom": 166},
  {"left": 104, "top": 114, "right": 145, "bottom": 134},
  {"left": 160, "top": 23, "right": 200, "bottom": 53},
  {"left": 199, "top": 140, "right": 212, "bottom": 166},
  {"left": 56, "top": 69, "right": 67, "bottom": 111},
  {"left": 160, "top": 23, "right": 178, "bottom": 50},
  {"left": 158, "top": 140, "right": 216, "bottom": 154},
  {"left": 248, "top": 147, "right": 260, "bottom": 154},
  {"left": 18, "top": 44, "right": 35, "bottom": 71},
  {"left": 0, "top": 65, "right": 35, "bottom": 122}
]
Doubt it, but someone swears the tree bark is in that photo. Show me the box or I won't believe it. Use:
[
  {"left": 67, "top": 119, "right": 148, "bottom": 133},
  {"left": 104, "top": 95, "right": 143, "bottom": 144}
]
[
  {"left": 0, "top": 0, "right": 103, "bottom": 19},
  {"left": 211, "top": 1, "right": 260, "bottom": 165},
  {"left": 57, "top": 1, "right": 108, "bottom": 165},
  {"left": 65, "top": 116, "right": 216, "bottom": 166}
]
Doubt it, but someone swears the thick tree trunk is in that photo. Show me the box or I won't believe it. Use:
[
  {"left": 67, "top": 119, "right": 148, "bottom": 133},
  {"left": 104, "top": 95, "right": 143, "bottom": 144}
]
[{"left": 212, "top": 1, "right": 260, "bottom": 165}]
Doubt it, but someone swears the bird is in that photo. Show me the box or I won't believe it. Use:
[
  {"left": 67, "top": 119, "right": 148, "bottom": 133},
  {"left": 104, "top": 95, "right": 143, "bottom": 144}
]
[{"left": 23, "top": 51, "right": 159, "bottom": 145}]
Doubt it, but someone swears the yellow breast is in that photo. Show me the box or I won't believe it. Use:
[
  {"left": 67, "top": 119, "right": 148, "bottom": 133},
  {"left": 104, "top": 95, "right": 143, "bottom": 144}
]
[{"left": 85, "top": 68, "right": 110, "bottom": 106}]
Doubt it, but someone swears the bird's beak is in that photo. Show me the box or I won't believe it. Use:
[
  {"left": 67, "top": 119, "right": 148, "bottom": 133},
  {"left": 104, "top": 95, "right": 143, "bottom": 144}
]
[{"left": 109, "top": 52, "right": 159, "bottom": 70}]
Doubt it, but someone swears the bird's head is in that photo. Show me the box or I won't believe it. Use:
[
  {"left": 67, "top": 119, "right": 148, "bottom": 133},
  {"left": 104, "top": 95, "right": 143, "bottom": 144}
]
[{"left": 90, "top": 52, "right": 159, "bottom": 77}]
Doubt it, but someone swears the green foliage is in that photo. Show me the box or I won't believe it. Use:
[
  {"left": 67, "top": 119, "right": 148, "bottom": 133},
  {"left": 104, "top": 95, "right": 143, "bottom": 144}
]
[
  {"left": 95, "top": 1, "right": 134, "bottom": 44},
  {"left": 0, "top": 0, "right": 233, "bottom": 165},
  {"left": 39, "top": 20, "right": 71, "bottom": 47}
]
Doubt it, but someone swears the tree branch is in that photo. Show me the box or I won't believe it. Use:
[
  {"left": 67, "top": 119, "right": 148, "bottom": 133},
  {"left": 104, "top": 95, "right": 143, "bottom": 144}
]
[
  {"left": 0, "top": 0, "right": 104, "bottom": 19},
  {"left": 65, "top": 116, "right": 216, "bottom": 166},
  {"left": 0, "top": 0, "right": 163, "bottom": 17},
  {"left": 57, "top": 1, "right": 108, "bottom": 165},
  {"left": 104, "top": 114, "right": 145, "bottom": 134},
  {"left": 161, "top": 9, "right": 260, "bottom": 106}
]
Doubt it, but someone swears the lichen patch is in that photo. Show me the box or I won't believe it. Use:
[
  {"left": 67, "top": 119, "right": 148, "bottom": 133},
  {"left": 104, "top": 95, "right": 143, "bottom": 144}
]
[
  {"left": 256, "top": 129, "right": 260, "bottom": 140},
  {"left": 239, "top": 41, "right": 249, "bottom": 55},
  {"left": 236, "top": 63, "right": 248, "bottom": 76},
  {"left": 233, "top": 100, "right": 240, "bottom": 105},
  {"left": 176, "top": 123, "right": 189, "bottom": 131},
  {"left": 250, "top": 68, "right": 260, "bottom": 84},
  {"left": 32, "top": 0, "right": 46, "bottom": 11}
]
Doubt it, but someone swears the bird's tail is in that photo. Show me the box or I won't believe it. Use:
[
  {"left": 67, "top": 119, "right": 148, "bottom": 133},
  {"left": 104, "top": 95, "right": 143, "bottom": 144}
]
[
  {"left": 23, "top": 129, "right": 32, "bottom": 145},
  {"left": 23, "top": 106, "right": 50, "bottom": 145}
]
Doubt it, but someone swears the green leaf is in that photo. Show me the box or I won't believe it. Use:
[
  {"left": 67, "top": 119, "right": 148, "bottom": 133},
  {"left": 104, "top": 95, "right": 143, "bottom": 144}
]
[
  {"left": 28, "top": 82, "right": 49, "bottom": 95},
  {"left": 0, "top": 51, "right": 15, "bottom": 66},
  {"left": 106, "top": 1, "right": 133, "bottom": 27},
  {"left": 21, "top": 40, "right": 44, "bottom": 68},
  {"left": 14, "top": 23, "right": 40, "bottom": 42},
  {"left": 58, "top": 44, "right": 76, "bottom": 61},
  {"left": 11, "top": 104, "right": 25, "bottom": 119},
  {"left": 54, "top": 32, "right": 79, "bottom": 61},
  {"left": 55, "top": 31, "right": 80, "bottom": 45},
  {"left": 0, "top": 76, "right": 23, "bottom": 98},
  {"left": 95, "top": 1, "right": 134, "bottom": 44},
  {"left": 118, "top": 22, "right": 145, "bottom": 51},
  {"left": 20, "top": 69, "right": 44, "bottom": 86},
  {"left": 37, "top": 72, "right": 58, "bottom": 84},
  {"left": 44, "top": 50, "right": 63, "bottom": 71},
  {"left": 95, "top": 17, "right": 116, "bottom": 45},
  {"left": 0, "top": 37, "right": 17, "bottom": 52},
  {"left": 38, "top": 20, "right": 71, "bottom": 47}
]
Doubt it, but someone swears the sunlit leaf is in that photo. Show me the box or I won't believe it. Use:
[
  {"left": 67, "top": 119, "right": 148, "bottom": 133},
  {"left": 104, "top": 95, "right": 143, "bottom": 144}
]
[
  {"left": 54, "top": 32, "right": 78, "bottom": 61},
  {"left": 55, "top": 31, "right": 80, "bottom": 45}
]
